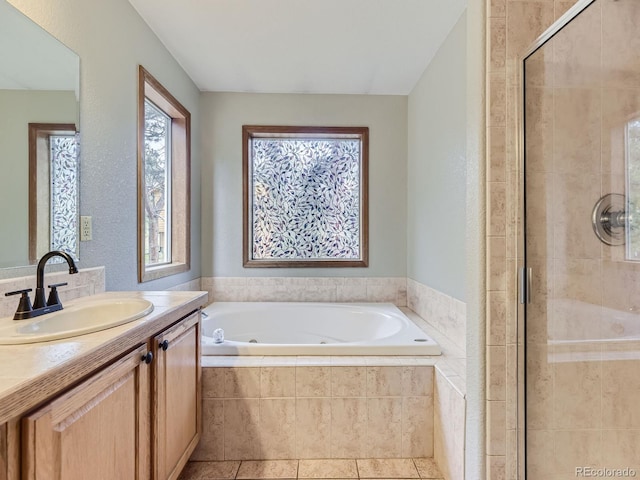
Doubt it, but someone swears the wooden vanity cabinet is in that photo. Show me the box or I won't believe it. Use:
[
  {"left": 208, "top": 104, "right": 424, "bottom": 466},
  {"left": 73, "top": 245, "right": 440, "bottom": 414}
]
[
  {"left": 22, "top": 344, "right": 151, "bottom": 480},
  {"left": 12, "top": 309, "right": 201, "bottom": 480},
  {"left": 153, "top": 311, "right": 201, "bottom": 480}
]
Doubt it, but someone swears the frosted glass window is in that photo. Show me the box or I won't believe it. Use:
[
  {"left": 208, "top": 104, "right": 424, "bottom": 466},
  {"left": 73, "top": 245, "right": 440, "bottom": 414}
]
[
  {"left": 243, "top": 126, "right": 368, "bottom": 267},
  {"left": 49, "top": 134, "right": 79, "bottom": 256}
]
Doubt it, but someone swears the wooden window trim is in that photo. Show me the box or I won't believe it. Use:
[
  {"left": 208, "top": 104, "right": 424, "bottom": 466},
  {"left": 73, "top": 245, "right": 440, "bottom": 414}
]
[
  {"left": 137, "top": 66, "right": 191, "bottom": 282},
  {"left": 28, "top": 123, "right": 77, "bottom": 265},
  {"left": 242, "top": 125, "right": 369, "bottom": 268}
]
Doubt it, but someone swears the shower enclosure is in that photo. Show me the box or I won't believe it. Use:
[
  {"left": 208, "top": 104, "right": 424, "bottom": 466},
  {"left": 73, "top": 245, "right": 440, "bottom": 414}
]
[{"left": 521, "top": 0, "right": 640, "bottom": 477}]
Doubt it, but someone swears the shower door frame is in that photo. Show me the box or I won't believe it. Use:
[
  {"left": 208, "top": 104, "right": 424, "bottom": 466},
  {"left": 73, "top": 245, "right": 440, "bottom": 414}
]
[{"left": 517, "top": 0, "right": 599, "bottom": 478}]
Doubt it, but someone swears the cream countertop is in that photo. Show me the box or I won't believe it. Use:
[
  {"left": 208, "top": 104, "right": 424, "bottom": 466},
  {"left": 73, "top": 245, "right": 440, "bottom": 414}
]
[{"left": 0, "top": 290, "right": 207, "bottom": 423}]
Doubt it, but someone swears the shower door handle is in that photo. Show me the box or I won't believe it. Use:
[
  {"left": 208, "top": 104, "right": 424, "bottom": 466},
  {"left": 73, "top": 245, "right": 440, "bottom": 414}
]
[{"left": 519, "top": 267, "right": 532, "bottom": 305}]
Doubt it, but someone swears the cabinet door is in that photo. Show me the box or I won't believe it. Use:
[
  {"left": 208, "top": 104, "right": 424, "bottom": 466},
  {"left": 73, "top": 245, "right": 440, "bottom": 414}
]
[
  {"left": 22, "top": 345, "right": 151, "bottom": 480},
  {"left": 153, "top": 311, "right": 201, "bottom": 480}
]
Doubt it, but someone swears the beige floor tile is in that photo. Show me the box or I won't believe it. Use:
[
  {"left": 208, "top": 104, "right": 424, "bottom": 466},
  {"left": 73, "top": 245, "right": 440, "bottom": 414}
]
[
  {"left": 413, "top": 458, "right": 443, "bottom": 479},
  {"left": 298, "top": 459, "right": 358, "bottom": 478},
  {"left": 178, "top": 461, "right": 240, "bottom": 480},
  {"left": 237, "top": 460, "right": 299, "bottom": 479},
  {"left": 356, "top": 459, "right": 420, "bottom": 479}
]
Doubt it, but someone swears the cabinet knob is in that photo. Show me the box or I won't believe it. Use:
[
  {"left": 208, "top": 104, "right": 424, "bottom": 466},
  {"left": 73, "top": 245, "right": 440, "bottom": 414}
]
[
  {"left": 142, "top": 351, "right": 153, "bottom": 364},
  {"left": 159, "top": 340, "right": 169, "bottom": 351}
]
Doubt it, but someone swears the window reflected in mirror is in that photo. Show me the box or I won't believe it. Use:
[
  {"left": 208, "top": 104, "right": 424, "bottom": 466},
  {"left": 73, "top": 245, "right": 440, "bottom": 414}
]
[{"left": 29, "top": 123, "right": 79, "bottom": 265}]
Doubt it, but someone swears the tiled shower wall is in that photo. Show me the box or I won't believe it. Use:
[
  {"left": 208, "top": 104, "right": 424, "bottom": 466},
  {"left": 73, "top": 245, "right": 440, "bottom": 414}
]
[{"left": 485, "top": 1, "right": 581, "bottom": 478}]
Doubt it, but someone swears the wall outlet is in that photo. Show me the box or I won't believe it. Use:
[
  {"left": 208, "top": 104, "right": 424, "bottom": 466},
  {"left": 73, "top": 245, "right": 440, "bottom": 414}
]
[{"left": 80, "top": 216, "right": 92, "bottom": 241}]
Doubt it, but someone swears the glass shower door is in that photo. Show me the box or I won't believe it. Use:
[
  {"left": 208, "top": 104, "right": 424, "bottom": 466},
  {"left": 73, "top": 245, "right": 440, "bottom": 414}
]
[{"left": 523, "top": 0, "right": 640, "bottom": 478}]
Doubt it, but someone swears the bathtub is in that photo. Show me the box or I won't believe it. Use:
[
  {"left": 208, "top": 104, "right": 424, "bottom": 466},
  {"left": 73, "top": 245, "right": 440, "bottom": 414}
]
[{"left": 201, "top": 302, "right": 441, "bottom": 355}]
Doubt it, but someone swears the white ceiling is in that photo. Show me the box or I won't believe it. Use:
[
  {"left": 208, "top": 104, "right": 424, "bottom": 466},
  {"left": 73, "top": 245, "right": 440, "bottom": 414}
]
[{"left": 127, "top": 0, "right": 467, "bottom": 95}]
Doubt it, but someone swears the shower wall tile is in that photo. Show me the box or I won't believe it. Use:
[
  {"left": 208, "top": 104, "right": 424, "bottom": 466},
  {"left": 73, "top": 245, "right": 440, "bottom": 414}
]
[
  {"left": 505, "top": 1, "right": 555, "bottom": 84},
  {"left": 489, "top": 182, "right": 507, "bottom": 236},
  {"left": 488, "top": 237, "right": 507, "bottom": 292},
  {"left": 552, "top": 2, "right": 602, "bottom": 88},
  {"left": 490, "top": 17, "right": 507, "bottom": 72},
  {"left": 553, "top": 430, "right": 602, "bottom": 475},
  {"left": 489, "top": 72, "right": 507, "bottom": 125},
  {"left": 488, "top": 291, "right": 507, "bottom": 346},
  {"left": 505, "top": 429, "right": 519, "bottom": 479},
  {"left": 487, "top": 346, "right": 507, "bottom": 401},
  {"left": 525, "top": 344, "right": 554, "bottom": 431},
  {"left": 492, "top": 0, "right": 507, "bottom": 17},
  {"left": 555, "top": 1, "right": 576, "bottom": 19},
  {"left": 525, "top": 88, "right": 554, "bottom": 173},
  {"left": 601, "top": 349, "right": 640, "bottom": 429},
  {"left": 553, "top": 88, "right": 602, "bottom": 174},
  {"left": 602, "top": 0, "right": 640, "bottom": 88},
  {"left": 506, "top": 346, "right": 518, "bottom": 430},
  {"left": 552, "top": 349, "right": 602, "bottom": 430},
  {"left": 487, "top": 455, "right": 506, "bottom": 480},
  {"left": 488, "top": 127, "right": 507, "bottom": 182},
  {"left": 601, "top": 430, "right": 640, "bottom": 470},
  {"left": 203, "top": 276, "right": 407, "bottom": 307},
  {"left": 487, "top": 400, "right": 506, "bottom": 456}
]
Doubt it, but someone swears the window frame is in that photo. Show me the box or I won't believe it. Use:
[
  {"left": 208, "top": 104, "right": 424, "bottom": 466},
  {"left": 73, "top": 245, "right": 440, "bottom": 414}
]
[
  {"left": 242, "top": 125, "right": 369, "bottom": 268},
  {"left": 28, "top": 123, "right": 79, "bottom": 265},
  {"left": 137, "top": 66, "right": 190, "bottom": 282}
]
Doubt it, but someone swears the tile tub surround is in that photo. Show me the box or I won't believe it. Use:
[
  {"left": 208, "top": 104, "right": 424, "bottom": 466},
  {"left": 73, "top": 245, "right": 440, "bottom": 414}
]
[
  {"left": 192, "top": 361, "right": 435, "bottom": 461},
  {"left": 0, "top": 266, "right": 105, "bottom": 318},
  {"left": 179, "top": 458, "right": 444, "bottom": 480},
  {"left": 193, "top": 316, "right": 466, "bottom": 479},
  {"left": 407, "top": 279, "right": 467, "bottom": 355},
  {"left": 201, "top": 277, "right": 408, "bottom": 306}
]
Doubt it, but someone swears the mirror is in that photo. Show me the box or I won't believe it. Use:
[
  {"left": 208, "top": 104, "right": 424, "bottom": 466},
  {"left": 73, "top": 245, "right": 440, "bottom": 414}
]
[{"left": 0, "top": 0, "right": 80, "bottom": 269}]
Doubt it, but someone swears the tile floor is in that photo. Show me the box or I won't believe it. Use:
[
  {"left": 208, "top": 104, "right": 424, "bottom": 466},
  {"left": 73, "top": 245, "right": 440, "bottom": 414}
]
[{"left": 179, "top": 458, "right": 443, "bottom": 480}]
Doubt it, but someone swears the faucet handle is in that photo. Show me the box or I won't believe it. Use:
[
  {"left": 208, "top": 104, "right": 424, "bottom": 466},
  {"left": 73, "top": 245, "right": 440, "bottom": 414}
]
[
  {"left": 4, "top": 289, "right": 33, "bottom": 318},
  {"left": 5, "top": 288, "right": 33, "bottom": 297},
  {"left": 46, "top": 283, "right": 68, "bottom": 307}
]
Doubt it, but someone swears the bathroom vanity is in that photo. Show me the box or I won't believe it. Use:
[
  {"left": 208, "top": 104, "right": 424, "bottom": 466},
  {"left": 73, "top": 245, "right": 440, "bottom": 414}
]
[{"left": 0, "top": 290, "right": 207, "bottom": 480}]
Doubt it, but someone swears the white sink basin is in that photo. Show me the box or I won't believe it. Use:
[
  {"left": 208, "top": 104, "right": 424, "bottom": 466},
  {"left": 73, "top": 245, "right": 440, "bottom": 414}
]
[{"left": 0, "top": 298, "right": 154, "bottom": 345}]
